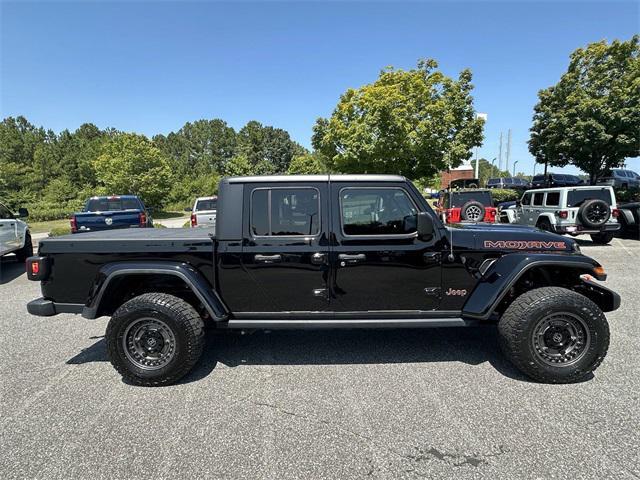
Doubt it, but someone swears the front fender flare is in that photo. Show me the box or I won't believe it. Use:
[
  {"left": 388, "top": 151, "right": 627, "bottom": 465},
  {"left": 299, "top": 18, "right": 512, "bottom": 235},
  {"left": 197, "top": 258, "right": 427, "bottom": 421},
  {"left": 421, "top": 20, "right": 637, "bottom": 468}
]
[
  {"left": 462, "top": 254, "right": 602, "bottom": 320},
  {"left": 82, "top": 261, "right": 228, "bottom": 321}
]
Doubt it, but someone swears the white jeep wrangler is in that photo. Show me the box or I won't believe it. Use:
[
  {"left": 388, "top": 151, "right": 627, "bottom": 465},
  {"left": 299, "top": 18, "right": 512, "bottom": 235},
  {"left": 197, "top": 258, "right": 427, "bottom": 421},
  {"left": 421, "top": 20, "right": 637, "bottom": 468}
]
[
  {"left": 0, "top": 202, "right": 33, "bottom": 261},
  {"left": 501, "top": 186, "right": 620, "bottom": 244}
]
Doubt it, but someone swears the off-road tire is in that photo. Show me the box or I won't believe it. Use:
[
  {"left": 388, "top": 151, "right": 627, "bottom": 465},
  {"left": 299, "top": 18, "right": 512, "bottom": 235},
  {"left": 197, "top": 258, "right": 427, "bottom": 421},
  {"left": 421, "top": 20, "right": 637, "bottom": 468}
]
[
  {"left": 460, "top": 201, "right": 486, "bottom": 222},
  {"left": 590, "top": 232, "right": 615, "bottom": 244},
  {"left": 498, "top": 287, "right": 609, "bottom": 383},
  {"left": 106, "top": 293, "right": 205, "bottom": 386},
  {"left": 578, "top": 199, "right": 610, "bottom": 229},
  {"left": 15, "top": 233, "right": 33, "bottom": 263}
]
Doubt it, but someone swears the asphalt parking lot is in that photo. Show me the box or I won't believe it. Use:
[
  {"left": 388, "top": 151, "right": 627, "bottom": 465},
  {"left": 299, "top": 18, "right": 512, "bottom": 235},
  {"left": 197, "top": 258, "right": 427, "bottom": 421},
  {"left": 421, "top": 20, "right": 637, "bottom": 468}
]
[{"left": 1, "top": 236, "right": 639, "bottom": 480}]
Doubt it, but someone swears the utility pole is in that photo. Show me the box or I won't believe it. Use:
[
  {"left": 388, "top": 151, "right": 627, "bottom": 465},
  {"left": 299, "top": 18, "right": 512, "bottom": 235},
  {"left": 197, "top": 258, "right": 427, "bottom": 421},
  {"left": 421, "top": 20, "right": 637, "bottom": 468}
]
[
  {"left": 513, "top": 160, "right": 519, "bottom": 177},
  {"left": 505, "top": 129, "right": 512, "bottom": 174},
  {"left": 498, "top": 132, "right": 503, "bottom": 173}
]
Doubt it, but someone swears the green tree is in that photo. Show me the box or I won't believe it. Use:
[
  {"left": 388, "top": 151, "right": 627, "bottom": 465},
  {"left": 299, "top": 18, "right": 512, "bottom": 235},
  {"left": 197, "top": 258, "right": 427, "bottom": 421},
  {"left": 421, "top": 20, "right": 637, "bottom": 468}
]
[
  {"left": 529, "top": 36, "right": 640, "bottom": 184},
  {"left": 287, "top": 152, "right": 328, "bottom": 174},
  {"left": 222, "top": 153, "right": 253, "bottom": 176},
  {"left": 93, "top": 133, "right": 173, "bottom": 208},
  {"left": 238, "top": 120, "right": 306, "bottom": 174},
  {"left": 312, "top": 59, "right": 485, "bottom": 178}
]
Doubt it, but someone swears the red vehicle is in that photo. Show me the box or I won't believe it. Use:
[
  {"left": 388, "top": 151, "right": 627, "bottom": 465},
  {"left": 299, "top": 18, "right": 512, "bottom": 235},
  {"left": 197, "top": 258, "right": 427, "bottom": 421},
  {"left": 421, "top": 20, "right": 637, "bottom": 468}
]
[{"left": 436, "top": 189, "right": 497, "bottom": 223}]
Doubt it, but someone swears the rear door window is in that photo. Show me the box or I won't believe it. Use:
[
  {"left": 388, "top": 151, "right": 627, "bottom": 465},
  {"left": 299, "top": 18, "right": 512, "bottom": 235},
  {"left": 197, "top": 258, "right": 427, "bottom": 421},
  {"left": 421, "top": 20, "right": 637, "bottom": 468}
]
[
  {"left": 195, "top": 199, "right": 217, "bottom": 211},
  {"left": 86, "top": 198, "right": 141, "bottom": 211},
  {"left": 449, "top": 191, "right": 493, "bottom": 207},
  {"left": 567, "top": 189, "right": 612, "bottom": 207},
  {"left": 545, "top": 192, "right": 560, "bottom": 206},
  {"left": 251, "top": 188, "right": 320, "bottom": 236}
]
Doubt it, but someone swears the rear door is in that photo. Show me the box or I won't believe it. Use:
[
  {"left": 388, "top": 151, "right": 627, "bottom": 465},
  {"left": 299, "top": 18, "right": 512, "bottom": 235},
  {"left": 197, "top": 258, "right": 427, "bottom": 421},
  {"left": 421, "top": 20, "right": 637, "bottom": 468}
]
[
  {"left": 329, "top": 182, "right": 441, "bottom": 313},
  {"left": 238, "top": 182, "right": 330, "bottom": 313}
]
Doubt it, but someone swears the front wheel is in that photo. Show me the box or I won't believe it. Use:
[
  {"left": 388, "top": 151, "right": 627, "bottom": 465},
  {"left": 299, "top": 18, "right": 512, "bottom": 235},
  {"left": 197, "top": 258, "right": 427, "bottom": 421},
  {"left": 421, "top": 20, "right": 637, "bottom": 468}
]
[
  {"left": 498, "top": 287, "right": 610, "bottom": 383},
  {"left": 106, "top": 293, "right": 204, "bottom": 386},
  {"left": 590, "top": 232, "right": 615, "bottom": 244}
]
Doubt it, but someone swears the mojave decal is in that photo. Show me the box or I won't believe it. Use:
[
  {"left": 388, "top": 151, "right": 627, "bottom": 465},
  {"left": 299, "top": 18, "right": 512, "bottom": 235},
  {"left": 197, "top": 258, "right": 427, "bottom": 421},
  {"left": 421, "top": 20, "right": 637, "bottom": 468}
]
[{"left": 484, "top": 240, "right": 567, "bottom": 250}]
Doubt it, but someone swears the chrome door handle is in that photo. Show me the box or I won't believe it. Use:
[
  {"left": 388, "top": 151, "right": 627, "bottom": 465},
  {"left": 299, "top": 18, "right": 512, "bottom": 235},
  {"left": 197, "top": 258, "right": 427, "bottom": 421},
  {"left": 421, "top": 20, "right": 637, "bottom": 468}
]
[
  {"left": 254, "top": 254, "right": 282, "bottom": 263},
  {"left": 339, "top": 253, "right": 366, "bottom": 262},
  {"left": 311, "top": 252, "right": 326, "bottom": 265}
]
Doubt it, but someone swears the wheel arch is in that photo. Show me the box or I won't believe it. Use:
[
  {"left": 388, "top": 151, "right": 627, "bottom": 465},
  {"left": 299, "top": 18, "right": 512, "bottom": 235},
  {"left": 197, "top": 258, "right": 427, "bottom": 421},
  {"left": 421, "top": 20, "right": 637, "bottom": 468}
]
[
  {"left": 83, "top": 261, "right": 229, "bottom": 321},
  {"left": 535, "top": 213, "right": 556, "bottom": 227},
  {"left": 462, "top": 254, "right": 611, "bottom": 320}
]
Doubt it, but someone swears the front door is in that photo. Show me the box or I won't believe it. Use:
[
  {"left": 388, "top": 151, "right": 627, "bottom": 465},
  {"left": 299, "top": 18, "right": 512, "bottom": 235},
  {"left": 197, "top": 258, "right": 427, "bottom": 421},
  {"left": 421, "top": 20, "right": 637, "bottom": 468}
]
[
  {"left": 517, "top": 191, "right": 533, "bottom": 225},
  {"left": 0, "top": 203, "right": 17, "bottom": 255},
  {"left": 329, "top": 183, "right": 442, "bottom": 313},
  {"left": 238, "top": 182, "right": 330, "bottom": 314}
]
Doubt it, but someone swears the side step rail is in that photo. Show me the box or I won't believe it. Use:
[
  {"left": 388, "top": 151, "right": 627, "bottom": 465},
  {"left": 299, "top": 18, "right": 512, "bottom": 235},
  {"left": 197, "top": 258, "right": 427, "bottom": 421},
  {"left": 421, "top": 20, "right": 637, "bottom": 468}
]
[{"left": 226, "top": 318, "right": 475, "bottom": 329}]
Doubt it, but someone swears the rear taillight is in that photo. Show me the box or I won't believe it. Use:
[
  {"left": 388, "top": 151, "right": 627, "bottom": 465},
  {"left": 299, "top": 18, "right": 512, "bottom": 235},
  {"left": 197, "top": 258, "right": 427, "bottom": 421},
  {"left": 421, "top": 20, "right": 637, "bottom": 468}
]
[
  {"left": 191, "top": 213, "right": 197, "bottom": 227},
  {"left": 612, "top": 209, "right": 620, "bottom": 218},
  {"left": 558, "top": 211, "right": 568, "bottom": 219},
  {"left": 70, "top": 216, "right": 77, "bottom": 233},
  {"left": 139, "top": 212, "right": 147, "bottom": 227},
  {"left": 26, "top": 256, "right": 50, "bottom": 281}
]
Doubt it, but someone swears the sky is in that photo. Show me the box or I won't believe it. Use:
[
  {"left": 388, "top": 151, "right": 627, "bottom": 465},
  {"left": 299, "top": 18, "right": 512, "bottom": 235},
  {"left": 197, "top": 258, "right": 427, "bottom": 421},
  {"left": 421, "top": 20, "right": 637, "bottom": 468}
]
[{"left": 1, "top": 0, "right": 638, "bottom": 176}]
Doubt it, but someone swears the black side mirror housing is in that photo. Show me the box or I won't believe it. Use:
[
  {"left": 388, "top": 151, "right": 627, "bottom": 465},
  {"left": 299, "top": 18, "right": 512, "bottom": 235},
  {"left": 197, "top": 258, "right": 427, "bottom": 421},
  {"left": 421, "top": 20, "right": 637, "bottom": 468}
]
[
  {"left": 417, "top": 212, "right": 434, "bottom": 239},
  {"left": 17, "top": 208, "right": 29, "bottom": 218},
  {"left": 515, "top": 200, "right": 521, "bottom": 207}
]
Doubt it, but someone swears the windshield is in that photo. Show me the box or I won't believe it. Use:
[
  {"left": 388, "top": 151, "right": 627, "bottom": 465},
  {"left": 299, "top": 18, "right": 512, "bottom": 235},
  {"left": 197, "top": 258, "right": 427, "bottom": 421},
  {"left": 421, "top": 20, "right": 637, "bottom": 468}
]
[
  {"left": 449, "top": 191, "right": 493, "bottom": 208},
  {"left": 487, "top": 179, "right": 501, "bottom": 185},
  {"left": 567, "top": 189, "right": 612, "bottom": 207},
  {"left": 85, "top": 198, "right": 141, "bottom": 211},
  {"left": 195, "top": 199, "right": 217, "bottom": 211}
]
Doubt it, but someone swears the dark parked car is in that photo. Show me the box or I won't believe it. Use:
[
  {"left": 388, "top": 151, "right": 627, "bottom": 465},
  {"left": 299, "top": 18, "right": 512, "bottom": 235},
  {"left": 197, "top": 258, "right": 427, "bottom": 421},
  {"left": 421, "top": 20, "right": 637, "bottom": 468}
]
[
  {"left": 450, "top": 178, "right": 480, "bottom": 189},
  {"left": 71, "top": 195, "right": 153, "bottom": 233},
  {"left": 486, "top": 177, "right": 531, "bottom": 191},
  {"left": 531, "top": 173, "right": 583, "bottom": 189},
  {"left": 27, "top": 175, "right": 619, "bottom": 386},
  {"left": 597, "top": 169, "right": 640, "bottom": 190}
]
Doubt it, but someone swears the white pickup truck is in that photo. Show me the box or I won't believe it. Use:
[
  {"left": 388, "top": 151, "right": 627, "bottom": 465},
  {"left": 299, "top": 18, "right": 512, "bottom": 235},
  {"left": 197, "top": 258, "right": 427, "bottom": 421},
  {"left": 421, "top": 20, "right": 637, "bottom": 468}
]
[
  {"left": 0, "top": 201, "right": 33, "bottom": 261},
  {"left": 188, "top": 196, "right": 217, "bottom": 229}
]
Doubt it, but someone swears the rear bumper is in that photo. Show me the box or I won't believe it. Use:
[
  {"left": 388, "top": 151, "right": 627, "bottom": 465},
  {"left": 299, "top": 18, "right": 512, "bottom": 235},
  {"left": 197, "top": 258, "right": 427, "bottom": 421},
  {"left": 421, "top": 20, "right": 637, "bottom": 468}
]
[
  {"left": 553, "top": 223, "right": 621, "bottom": 234},
  {"left": 27, "top": 298, "right": 83, "bottom": 317}
]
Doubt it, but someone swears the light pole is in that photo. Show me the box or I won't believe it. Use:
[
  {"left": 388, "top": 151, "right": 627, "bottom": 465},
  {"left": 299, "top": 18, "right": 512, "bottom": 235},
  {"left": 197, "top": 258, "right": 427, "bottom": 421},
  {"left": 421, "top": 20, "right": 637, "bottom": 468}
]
[
  {"left": 533, "top": 162, "right": 537, "bottom": 177},
  {"left": 513, "top": 160, "right": 519, "bottom": 177},
  {"left": 491, "top": 157, "right": 497, "bottom": 177}
]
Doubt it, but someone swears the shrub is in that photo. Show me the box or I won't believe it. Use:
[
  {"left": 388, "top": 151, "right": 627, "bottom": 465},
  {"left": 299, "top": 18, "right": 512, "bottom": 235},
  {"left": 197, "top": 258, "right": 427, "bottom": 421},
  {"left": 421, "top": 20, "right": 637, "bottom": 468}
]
[{"left": 490, "top": 189, "right": 520, "bottom": 205}]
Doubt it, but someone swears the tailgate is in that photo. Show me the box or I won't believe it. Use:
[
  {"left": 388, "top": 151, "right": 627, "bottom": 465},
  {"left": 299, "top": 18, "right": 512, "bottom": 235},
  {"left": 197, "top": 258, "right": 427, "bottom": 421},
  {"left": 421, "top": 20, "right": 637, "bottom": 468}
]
[
  {"left": 75, "top": 210, "right": 142, "bottom": 232},
  {"left": 196, "top": 210, "right": 217, "bottom": 227}
]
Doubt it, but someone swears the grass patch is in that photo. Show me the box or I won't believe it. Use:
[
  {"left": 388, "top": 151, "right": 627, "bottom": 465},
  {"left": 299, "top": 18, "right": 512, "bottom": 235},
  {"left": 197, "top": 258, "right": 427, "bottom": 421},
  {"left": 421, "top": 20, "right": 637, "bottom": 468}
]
[
  {"left": 28, "top": 218, "right": 70, "bottom": 234},
  {"left": 48, "top": 225, "right": 72, "bottom": 237}
]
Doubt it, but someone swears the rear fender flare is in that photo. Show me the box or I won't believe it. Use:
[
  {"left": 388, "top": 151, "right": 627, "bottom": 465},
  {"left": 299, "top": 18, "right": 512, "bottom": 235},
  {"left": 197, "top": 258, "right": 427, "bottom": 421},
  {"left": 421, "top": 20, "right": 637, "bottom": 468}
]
[
  {"left": 82, "top": 261, "right": 228, "bottom": 321},
  {"left": 462, "top": 254, "right": 601, "bottom": 320}
]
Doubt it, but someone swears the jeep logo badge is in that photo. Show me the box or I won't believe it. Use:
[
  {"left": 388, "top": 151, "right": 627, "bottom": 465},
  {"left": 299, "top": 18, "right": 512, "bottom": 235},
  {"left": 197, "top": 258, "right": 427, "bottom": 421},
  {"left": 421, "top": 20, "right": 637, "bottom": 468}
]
[{"left": 445, "top": 288, "right": 467, "bottom": 296}]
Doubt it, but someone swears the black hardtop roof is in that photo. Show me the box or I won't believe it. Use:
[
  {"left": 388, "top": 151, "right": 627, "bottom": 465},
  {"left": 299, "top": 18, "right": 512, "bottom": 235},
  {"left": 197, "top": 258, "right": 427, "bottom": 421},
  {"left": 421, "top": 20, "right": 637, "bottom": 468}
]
[{"left": 223, "top": 174, "right": 406, "bottom": 184}]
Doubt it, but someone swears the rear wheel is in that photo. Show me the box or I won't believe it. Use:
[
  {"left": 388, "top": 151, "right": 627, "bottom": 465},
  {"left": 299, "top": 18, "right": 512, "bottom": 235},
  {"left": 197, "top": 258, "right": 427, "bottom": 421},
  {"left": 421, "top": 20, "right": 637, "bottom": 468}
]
[
  {"left": 536, "top": 218, "right": 552, "bottom": 232},
  {"left": 106, "top": 293, "right": 204, "bottom": 386},
  {"left": 590, "top": 232, "right": 614, "bottom": 244},
  {"left": 498, "top": 287, "right": 609, "bottom": 383},
  {"left": 15, "top": 233, "right": 33, "bottom": 263},
  {"left": 460, "top": 201, "right": 485, "bottom": 222}
]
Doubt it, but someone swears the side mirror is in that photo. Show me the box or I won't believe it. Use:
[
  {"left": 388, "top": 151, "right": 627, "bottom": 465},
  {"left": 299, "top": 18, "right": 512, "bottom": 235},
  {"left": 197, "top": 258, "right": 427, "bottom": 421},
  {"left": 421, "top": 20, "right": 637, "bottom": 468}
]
[
  {"left": 515, "top": 200, "right": 521, "bottom": 208},
  {"left": 417, "top": 212, "right": 435, "bottom": 239},
  {"left": 17, "top": 208, "right": 29, "bottom": 218}
]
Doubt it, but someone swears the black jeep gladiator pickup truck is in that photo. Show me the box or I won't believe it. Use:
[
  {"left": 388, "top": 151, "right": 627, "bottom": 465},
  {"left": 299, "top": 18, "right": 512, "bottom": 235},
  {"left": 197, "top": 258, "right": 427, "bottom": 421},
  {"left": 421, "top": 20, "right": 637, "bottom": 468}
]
[{"left": 26, "top": 175, "right": 620, "bottom": 386}]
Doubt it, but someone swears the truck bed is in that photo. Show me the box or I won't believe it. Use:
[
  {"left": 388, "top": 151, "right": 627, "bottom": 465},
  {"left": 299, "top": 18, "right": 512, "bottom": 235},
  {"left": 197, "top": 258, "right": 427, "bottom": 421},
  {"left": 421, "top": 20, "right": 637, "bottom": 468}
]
[{"left": 39, "top": 228, "right": 214, "bottom": 254}]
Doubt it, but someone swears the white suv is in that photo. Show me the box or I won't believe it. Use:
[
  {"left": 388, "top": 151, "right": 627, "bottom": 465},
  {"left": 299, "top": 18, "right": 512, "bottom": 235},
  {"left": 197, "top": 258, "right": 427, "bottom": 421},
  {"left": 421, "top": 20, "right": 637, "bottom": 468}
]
[
  {"left": 502, "top": 186, "right": 620, "bottom": 244},
  {"left": 0, "top": 202, "right": 33, "bottom": 261}
]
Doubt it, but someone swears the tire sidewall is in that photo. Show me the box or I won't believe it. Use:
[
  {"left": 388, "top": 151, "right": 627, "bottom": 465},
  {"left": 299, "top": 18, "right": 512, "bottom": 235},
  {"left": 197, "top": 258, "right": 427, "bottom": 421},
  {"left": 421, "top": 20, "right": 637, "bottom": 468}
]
[
  {"left": 515, "top": 297, "right": 609, "bottom": 381},
  {"left": 108, "top": 304, "right": 192, "bottom": 382},
  {"left": 461, "top": 201, "right": 486, "bottom": 221}
]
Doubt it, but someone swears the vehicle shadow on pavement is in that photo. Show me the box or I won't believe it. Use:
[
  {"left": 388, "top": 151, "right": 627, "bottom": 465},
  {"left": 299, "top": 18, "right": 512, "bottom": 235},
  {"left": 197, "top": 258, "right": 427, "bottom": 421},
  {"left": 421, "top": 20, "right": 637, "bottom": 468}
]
[
  {"left": 0, "top": 257, "right": 25, "bottom": 285},
  {"left": 65, "top": 327, "right": 537, "bottom": 384}
]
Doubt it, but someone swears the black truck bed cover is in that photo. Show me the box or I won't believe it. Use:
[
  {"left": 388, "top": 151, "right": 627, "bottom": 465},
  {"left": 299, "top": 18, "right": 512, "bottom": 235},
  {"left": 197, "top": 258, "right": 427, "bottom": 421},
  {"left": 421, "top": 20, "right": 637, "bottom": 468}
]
[{"left": 39, "top": 228, "right": 214, "bottom": 254}]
